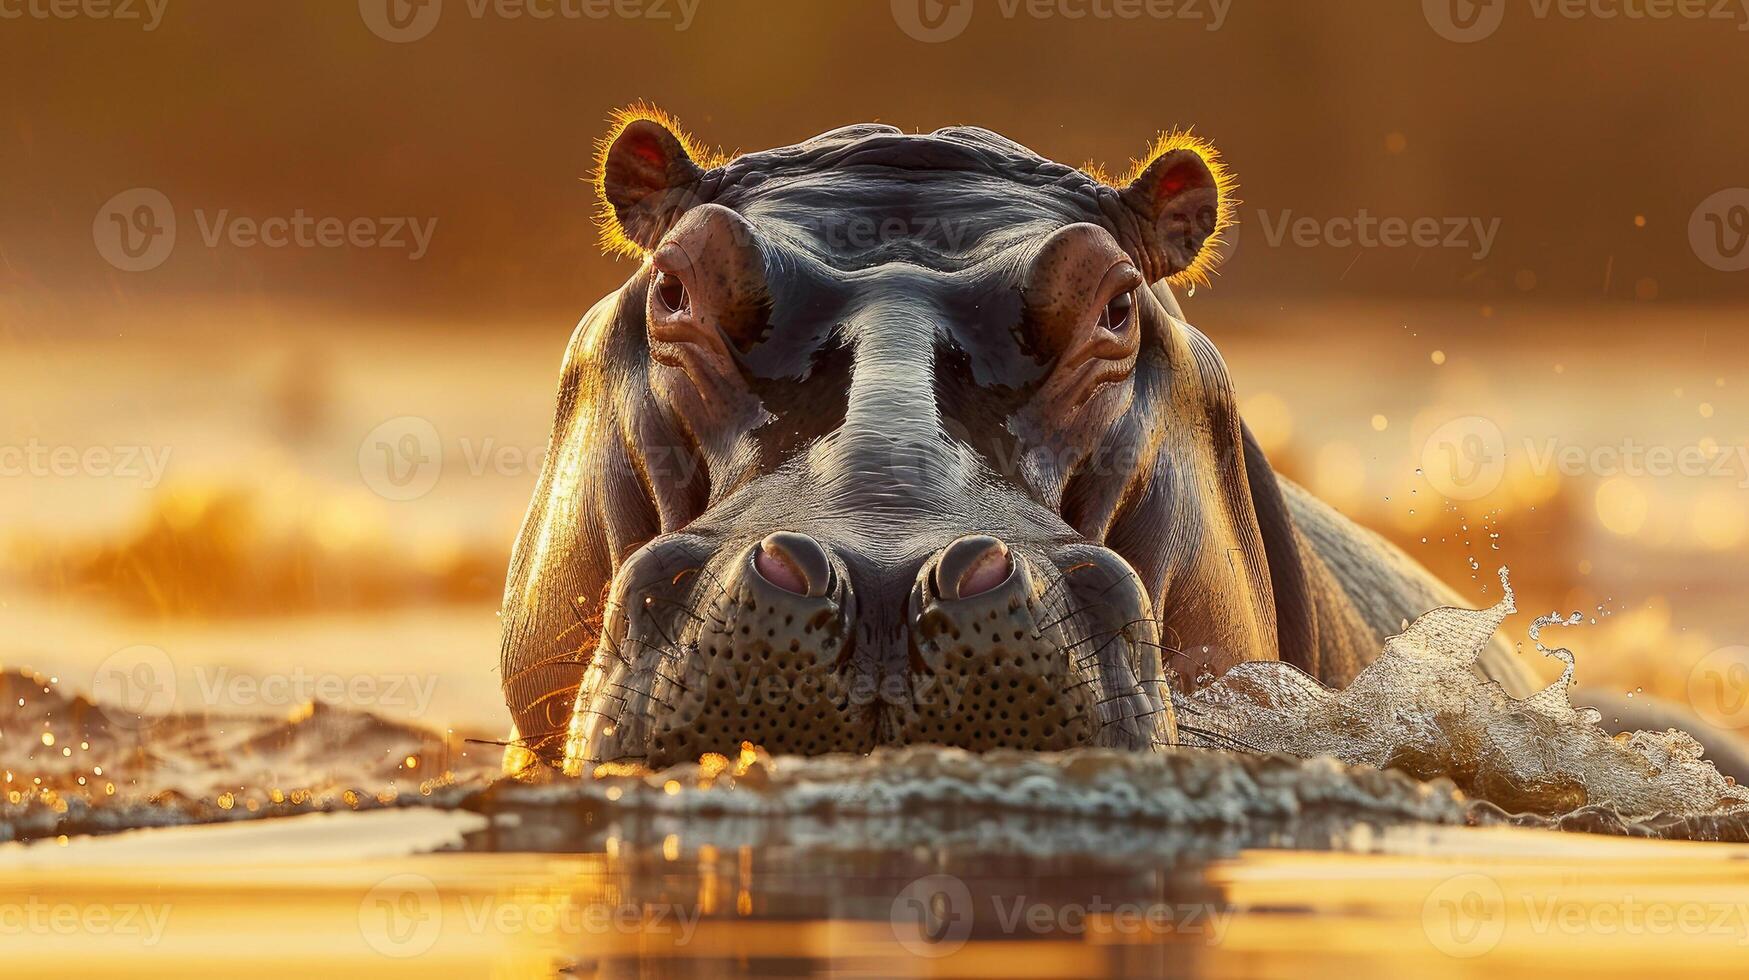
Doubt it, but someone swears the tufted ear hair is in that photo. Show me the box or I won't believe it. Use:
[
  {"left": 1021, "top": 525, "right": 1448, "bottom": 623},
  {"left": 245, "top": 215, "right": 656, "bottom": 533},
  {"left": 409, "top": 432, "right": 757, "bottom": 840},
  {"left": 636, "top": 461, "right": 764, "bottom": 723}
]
[
  {"left": 1115, "top": 134, "right": 1236, "bottom": 288},
  {"left": 595, "top": 108, "right": 712, "bottom": 256}
]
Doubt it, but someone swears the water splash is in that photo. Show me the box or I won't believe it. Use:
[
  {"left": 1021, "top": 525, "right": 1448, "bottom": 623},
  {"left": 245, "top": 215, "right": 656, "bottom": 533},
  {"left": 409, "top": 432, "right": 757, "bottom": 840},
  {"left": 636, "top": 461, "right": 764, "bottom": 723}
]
[
  {"left": 0, "top": 670, "right": 494, "bottom": 841},
  {"left": 1181, "top": 568, "right": 1747, "bottom": 819}
]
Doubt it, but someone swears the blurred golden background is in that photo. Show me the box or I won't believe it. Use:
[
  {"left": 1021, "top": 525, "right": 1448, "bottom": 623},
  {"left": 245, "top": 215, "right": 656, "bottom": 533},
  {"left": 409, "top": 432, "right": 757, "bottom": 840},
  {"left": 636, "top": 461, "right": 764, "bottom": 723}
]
[{"left": 3, "top": 0, "right": 1747, "bottom": 737}]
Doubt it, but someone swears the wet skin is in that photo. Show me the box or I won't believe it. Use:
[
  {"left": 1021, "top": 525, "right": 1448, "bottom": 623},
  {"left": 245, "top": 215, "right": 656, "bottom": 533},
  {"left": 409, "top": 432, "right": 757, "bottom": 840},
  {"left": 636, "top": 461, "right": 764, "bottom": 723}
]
[{"left": 497, "top": 118, "right": 1537, "bottom": 773}]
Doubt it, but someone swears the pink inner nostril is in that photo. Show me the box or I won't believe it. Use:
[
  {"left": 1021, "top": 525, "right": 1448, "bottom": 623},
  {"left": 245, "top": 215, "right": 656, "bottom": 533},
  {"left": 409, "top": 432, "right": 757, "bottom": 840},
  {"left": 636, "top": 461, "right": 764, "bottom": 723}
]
[
  {"left": 755, "top": 544, "right": 810, "bottom": 596},
  {"left": 955, "top": 545, "right": 1012, "bottom": 599}
]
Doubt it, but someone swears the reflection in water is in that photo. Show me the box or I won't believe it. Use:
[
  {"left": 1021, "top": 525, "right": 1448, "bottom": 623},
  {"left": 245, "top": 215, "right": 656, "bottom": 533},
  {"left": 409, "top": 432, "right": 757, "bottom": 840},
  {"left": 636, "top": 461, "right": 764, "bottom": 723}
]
[{"left": 4, "top": 806, "right": 1748, "bottom": 978}]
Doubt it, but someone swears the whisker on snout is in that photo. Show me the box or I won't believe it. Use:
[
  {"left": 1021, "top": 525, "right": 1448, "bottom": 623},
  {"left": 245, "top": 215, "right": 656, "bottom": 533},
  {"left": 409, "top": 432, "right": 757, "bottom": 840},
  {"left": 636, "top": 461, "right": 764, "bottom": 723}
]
[
  {"left": 1036, "top": 561, "right": 1099, "bottom": 604},
  {"left": 686, "top": 565, "right": 738, "bottom": 604},
  {"left": 640, "top": 592, "right": 715, "bottom": 626},
  {"left": 1126, "top": 635, "right": 1196, "bottom": 666},
  {"left": 525, "top": 684, "right": 589, "bottom": 715},
  {"left": 604, "top": 679, "right": 677, "bottom": 714},
  {"left": 1170, "top": 722, "right": 1265, "bottom": 754},
  {"left": 502, "top": 652, "right": 590, "bottom": 685},
  {"left": 467, "top": 726, "right": 570, "bottom": 750},
  {"left": 1058, "top": 616, "right": 1167, "bottom": 651}
]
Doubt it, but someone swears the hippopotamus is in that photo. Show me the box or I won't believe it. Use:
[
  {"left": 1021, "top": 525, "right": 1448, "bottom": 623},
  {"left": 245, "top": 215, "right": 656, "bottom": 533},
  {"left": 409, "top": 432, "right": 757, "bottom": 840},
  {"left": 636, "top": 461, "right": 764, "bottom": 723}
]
[{"left": 496, "top": 110, "right": 1546, "bottom": 775}]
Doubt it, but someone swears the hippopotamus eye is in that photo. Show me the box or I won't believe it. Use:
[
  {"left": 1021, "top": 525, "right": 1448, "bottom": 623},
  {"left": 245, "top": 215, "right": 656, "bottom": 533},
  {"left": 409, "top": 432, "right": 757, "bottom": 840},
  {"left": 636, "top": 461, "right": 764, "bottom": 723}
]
[
  {"left": 1100, "top": 291, "right": 1134, "bottom": 333},
  {"left": 654, "top": 270, "right": 690, "bottom": 314}
]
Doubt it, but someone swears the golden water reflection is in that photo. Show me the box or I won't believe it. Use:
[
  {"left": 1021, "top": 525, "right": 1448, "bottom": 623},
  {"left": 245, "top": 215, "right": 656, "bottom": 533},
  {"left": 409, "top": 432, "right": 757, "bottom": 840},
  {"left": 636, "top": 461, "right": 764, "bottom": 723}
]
[{"left": 4, "top": 814, "right": 1747, "bottom": 978}]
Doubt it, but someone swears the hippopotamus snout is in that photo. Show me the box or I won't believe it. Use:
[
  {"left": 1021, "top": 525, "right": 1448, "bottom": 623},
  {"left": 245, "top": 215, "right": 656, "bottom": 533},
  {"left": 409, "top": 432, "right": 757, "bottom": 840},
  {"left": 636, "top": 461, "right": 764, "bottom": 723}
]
[
  {"left": 565, "top": 523, "right": 1172, "bottom": 769},
  {"left": 907, "top": 538, "right": 1170, "bottom": 754}
]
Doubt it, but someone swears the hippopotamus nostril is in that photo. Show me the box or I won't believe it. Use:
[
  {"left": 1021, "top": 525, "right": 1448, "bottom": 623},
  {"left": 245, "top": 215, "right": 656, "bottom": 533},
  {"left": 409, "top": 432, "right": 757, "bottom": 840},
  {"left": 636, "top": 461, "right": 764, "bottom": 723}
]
[
  {"left": 932, "top": 535, "right": 1014, "bottom": 601},
  {"left": 752, "top": 531, "right": 833, "bottom": 598}
]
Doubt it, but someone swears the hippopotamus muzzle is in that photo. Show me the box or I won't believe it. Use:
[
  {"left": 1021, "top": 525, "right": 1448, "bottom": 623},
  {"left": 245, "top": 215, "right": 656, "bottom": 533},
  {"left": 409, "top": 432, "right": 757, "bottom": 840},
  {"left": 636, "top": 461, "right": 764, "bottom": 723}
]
[
  {"left": 566, "top": 507, "right": 1169, "bottom": 769},
  {"left": 497, "top": 111, "right": 1331, "bottom": 773}
]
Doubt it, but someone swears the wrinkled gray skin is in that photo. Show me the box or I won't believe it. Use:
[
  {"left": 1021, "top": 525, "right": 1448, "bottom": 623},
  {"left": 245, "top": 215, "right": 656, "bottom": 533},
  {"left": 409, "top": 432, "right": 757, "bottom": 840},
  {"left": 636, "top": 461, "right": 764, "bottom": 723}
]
[{"left": 498, "top": 120, "right": 1546, "bottom": 773}]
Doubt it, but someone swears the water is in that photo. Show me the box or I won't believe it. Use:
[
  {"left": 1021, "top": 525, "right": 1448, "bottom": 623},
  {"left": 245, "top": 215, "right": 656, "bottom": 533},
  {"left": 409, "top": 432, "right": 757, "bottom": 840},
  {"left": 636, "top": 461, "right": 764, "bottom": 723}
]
[
  {"left": 6, "top": 574, "right": 1749, "bottom": 976},
  {"left": 5, "top": 798, "right": 1749, "bottom": 977},
  {"left": 1180, "top": 570, "right": 1748, "bottom": 825},
  {"left": 4, "top": 570, "right": 1745, "bottom": 847}
]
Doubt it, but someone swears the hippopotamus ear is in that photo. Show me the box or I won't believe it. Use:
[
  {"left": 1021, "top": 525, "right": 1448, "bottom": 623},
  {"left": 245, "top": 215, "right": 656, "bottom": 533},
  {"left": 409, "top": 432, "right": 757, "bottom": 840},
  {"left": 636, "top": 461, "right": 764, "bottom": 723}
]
[
  {"left": 596, "top": 110, "right": 709, "bottom": 255},
  {"left": 1116, "top": 135, "right": 1235, "bottom": 287}
]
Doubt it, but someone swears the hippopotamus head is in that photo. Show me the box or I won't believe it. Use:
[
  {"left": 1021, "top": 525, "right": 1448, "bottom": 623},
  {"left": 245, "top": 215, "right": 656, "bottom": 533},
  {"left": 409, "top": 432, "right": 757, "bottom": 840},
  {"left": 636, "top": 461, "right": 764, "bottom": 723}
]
[{"left": 500, "top": 110, "right": 1311, "bottom": 772}]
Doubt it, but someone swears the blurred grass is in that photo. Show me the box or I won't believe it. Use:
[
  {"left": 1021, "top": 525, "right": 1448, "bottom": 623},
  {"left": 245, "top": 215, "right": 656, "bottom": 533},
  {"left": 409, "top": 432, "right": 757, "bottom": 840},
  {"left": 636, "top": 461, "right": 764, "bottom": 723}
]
[{"left": 8, "top": 480, "right": 505, "bottom": 618}]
